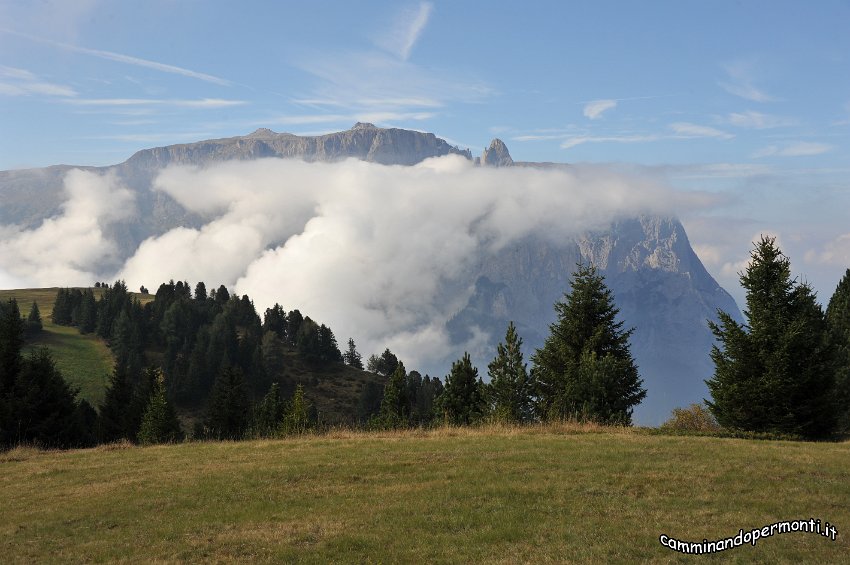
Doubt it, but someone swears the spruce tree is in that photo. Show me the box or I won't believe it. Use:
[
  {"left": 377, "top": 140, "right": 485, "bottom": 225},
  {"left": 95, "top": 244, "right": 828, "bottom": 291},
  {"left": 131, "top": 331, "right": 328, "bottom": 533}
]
[
  {"left": 253, "top": 382, "right": 285, "bottom": 437},
  {"left": 0, "top": 299, "right": 24, "bottom": 394},
  {"left": 343, "top": 337, "right": 364, "bottom": 369},
  {"left": 205, "top": 366, "right": 250, "bottom": 440},
  {"left": 25, "top": 302, "right": 43, "bottom": 336},
  {"left": 827, "top": 268, "right": 850, "bottom": 432},
  {"left": 706, "top": 236, "right": 836, "bottom": 438},
  {"left": 435, "top": 353, "right": 485, "bottom": 426},
  {"left": 98, "top": 364, "right": 134, "bottom": 443},
  {"left": 531, "top": 264, "right": 646, "bottom": 424},
  {"left": 282, "top": 384, "right": 311, "bottom": 434},
  {"left": 137, "top": 368, "right": 182, "bottom": 445},
  {"left": 10, "top": 348, "right": 81, "bottom": 448},
  {"left": 377, "top": 362, "right": 408, "bottom": 428},
  {"left": 487, "top": 322, "right": 534, "bottom": 423}
]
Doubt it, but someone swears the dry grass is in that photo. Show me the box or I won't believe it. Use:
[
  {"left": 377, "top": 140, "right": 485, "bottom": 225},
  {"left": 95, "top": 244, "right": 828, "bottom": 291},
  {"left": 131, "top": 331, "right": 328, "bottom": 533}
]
[{"left": 2, "top": 426, "right": 848, "bottom": 563}]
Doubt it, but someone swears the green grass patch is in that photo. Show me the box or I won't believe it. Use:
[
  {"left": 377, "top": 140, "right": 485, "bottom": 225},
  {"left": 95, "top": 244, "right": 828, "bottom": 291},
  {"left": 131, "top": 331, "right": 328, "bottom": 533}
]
[
  {"left": 1, "top": 425, "right": 848, "bottom": 563},
  {"left": 0, "top": 287, "right": 150, "bottom": 407}
]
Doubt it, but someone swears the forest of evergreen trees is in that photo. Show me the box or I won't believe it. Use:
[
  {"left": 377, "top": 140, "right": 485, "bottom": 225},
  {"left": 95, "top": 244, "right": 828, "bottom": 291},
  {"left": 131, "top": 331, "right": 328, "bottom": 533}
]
[{"left": 2, "top": 238, "right": 850, "bottom": 450}]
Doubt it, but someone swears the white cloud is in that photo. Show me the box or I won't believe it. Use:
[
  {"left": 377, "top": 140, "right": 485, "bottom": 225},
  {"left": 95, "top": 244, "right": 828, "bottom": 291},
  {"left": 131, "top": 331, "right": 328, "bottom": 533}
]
[
  {"left": 719, "top": 60, "right": 774, "bottom": 102},
  {"left": 727, "top": 110, "right": 796, "bottom": 129},
  {"left": 561, "top": 134, "right": 660, "bottom": 149},
  {"left": 110, "top": 157, "right": 705, "bottom": 371},
  {"left": 0, "top": 65, "right": 77, "bottom": 97},
  {"left": 583, "top": 99, "right": 617, "bottom": 119},
  {"left": 805, "top": 233, "right": 850, "bottom": 266},
  {"left": 669, "top": 122, "right": 734, "bottom": 139},
  {"left": 66, "top": 98, "right": 246, "bottom": 108},
  {"left": 377, "top": 2, "right": 433, "bottom": 61},
  {"left": 0, "top": 170, "right": 135, "bottom": 287},
  {"left": 752, "top": 142, "right": 833, "bottom": 158},
  {"left": 0, "top": 28, "right": 231, "bottom": 86}
]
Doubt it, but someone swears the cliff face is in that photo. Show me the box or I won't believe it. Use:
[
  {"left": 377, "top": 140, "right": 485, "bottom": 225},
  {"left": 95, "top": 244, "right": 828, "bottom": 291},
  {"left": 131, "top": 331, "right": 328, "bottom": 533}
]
[
  {"left": 447, "top": 216, "right": 741, "bottom": 424},
  {"left": 122, "top": 122, "right": 473, "bottom": 170}
]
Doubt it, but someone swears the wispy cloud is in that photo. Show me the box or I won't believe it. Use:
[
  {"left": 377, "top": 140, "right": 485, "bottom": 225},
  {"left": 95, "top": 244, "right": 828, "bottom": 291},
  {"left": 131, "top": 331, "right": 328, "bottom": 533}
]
[
  {"left": 805, "top": 233, "right": 850, "bottom": 266},
  {"left": 669, "top": 122, "right": 734, "bottom": 139},
  {"left": 66, "top": 98, "right": 246, "bottom": 108},
  {"left": 377, "top": 2, "right": 433, "bottom": 60},
  {"left": 561, "top": 134, "right": 660, "bottom": 149},
  {"left": 0, "top": 65, "right": 77, "bottom": 97},
  {"left": 262, "top": 111, "right": 436, "bottom": 126},
  {"left": 583, "top": 99, "right": 617, "bottom": 119},
  {"left": 556, "top": 122, "right": 732, "bottom": 150},
  {"left": 0, "top": 27, "right": 231, "bottom": 86},
  {"left": 719, "top": 60, "right": 774, "bottom": 102},
  {"left": 752, "top": 142, "right": 833, "bottom": 158},
  {"left": 85, "top": 132, "right": 218, "bottom": 143},
  {"left": 663, "top": 162, "right": 773, "bottom": 179},
  {"left": 727, "top": 110, "right": 796, "bottom": 129}
]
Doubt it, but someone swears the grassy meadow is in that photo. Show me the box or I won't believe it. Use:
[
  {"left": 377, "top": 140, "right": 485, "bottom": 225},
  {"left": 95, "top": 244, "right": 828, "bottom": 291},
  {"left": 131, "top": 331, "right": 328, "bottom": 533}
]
[
  {"left": 0, "top": 287, "right": 152, "bottom": 406},
  {"left": 2, "top": 424, "right": 848, "bottom": 563}
]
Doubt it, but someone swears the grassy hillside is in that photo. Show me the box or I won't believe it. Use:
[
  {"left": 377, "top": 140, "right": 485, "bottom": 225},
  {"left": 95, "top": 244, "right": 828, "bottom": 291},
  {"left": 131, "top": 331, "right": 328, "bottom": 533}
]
[
  {"left": 0, "top": 288, "right": 383, "bottom": 422},
  {"left": 0, "top": 288, "right": 128, "bottom": 406},
  {"left": 2, "top": 425, "right": 848, "bottom": 563}
]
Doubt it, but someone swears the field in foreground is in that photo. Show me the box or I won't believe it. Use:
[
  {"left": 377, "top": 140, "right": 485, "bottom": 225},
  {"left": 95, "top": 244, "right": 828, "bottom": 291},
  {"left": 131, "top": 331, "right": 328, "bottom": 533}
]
[{"left": 2, "top": 425, "right": 848, "bottom": 563}]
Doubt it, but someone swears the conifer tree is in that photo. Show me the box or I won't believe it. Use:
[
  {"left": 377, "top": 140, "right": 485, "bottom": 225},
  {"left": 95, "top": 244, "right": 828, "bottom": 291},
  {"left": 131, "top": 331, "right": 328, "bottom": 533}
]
[
  {"left": 0, "top": 299, "right": 24, "bottom": 393},
  {"left": 531, "top": 264, "right": 645, "bottom": 424},
  {"left": 487, "top": 321, "right": 534, "bottom": 423},
  {"left": 343, "top": 337, "right": 364, "bottom": 369},
  {"left": 706, "top": 237, "right": 836, "bottom": 438},
  {"left": 827, "top": 268, "right": 850, "bottom": 432},
  {"left": 435, "top": 353, "right": 485, "bottom": 426},
  {"left": 98, "top": 364, "right": 134, "bottom": 443},
  {"left": 253, "top": 382, "right": 285, "bottom": 437},
  {"left": 377, "top": 362, "right": 408, "bottom": 428},
  {"left": 25, "top": 301, "right": 43, "bottom": 336},
  {"left": 205, "top": 366, "right": 250, "bottom": 440},
  {"left": 137, "top": 368, "right": 182, "bottom": 445},
  {"left": 282, "top": 384, "right": 311, "bottom": 434}
]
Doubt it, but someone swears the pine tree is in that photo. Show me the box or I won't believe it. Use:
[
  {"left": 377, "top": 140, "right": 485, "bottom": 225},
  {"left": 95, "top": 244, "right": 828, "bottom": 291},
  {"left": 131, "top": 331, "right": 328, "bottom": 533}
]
[
  {"left": 531, "top": 264, "right": 646, "bottom": 424},
  {"left": 343, "top": 337, "right": 364, "bottom": 369},
  {"left": 137, "top": 368, "right": 182, "bottom": 445},
  {"left": 0, "top": 299, "right": 24, "bottom": 394},
  {"left": 377, "top": 362, "right": 408, "bottom": 428},
  {"left": 706, "top": 237, "right": 836, "bottom": 438},
  {"left": 205, "top": 366, "right": 250, "bottom": 440},
  {"left": 253, "top": 382, "right": 285, "bottom": 437},
  {"left": 25, "top": 301, "right": 43, "bottom": 336},
  {"left": 827, "top": 268, "right": 850, "bottom": 432},
  {"left": 9, "top": 348, "right": 81, "bottom": 448},
  {"left": 282, "top": 384, "right": 311, "bottom": 434},
  {"left": 98, "top": 364, "right": 134, "bottom": 443},
  {"left": 367, "top": 348, "right": 399, "bottom": 376},
  {"left": 487, "top": 321, "right": 534, "bottom": 423},
  {"left": 435, "top": 353, "right": 485, "bottom": 426}
]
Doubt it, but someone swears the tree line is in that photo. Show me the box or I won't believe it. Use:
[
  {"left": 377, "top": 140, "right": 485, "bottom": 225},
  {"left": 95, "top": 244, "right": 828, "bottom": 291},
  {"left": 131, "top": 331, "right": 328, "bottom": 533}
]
[{"left": 2, "top": 234, "right": 848, "bottom": 449}]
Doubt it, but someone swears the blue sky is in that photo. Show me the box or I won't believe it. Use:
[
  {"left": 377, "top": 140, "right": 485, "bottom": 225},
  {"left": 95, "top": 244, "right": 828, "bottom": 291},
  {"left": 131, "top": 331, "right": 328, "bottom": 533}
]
[{"left": 1, "top": 0, "right": 850, "bottom": 305}]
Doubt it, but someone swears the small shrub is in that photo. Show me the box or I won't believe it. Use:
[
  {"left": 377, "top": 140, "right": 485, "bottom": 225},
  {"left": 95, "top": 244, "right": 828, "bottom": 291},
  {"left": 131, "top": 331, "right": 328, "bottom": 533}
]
[{"left": 661, "top": 403, "right": 721, "bottom": 433}]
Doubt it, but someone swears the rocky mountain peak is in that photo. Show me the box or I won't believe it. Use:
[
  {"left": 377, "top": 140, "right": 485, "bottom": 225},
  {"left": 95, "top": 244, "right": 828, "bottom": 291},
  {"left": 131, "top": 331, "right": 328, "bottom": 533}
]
[
  {"left": 247, "top": 128, "right": 278, "bottom": 137},
  {"left": 482, "top": 138, "right": 514, "bottom": 167},
  {"left": 351, "top": 122, "right": 378, "bottom": 130}
]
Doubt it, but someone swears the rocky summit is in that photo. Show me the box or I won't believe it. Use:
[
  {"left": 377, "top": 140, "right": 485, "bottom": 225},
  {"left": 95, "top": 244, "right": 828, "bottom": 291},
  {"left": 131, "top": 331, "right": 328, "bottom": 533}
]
[{"left": 0, "top": 124, "right": 741, "bottom": 424}]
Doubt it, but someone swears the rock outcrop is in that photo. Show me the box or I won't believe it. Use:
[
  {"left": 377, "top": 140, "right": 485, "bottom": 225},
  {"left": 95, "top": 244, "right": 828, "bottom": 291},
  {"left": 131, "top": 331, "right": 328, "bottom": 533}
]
[{"left": 481, "top": 138, "right": 514, "bottom": 167}]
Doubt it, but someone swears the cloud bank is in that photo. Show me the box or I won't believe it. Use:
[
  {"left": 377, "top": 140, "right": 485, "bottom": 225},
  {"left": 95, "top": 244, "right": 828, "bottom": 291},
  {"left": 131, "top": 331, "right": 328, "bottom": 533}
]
[
  {"left": 0, "top": 169, "right": 135, "bottom": 287},
  {"left": 116, "top": 156, "right": 705, "bottom": 371},
  {"left": 0, "top": 156, "right": 717, "bottom": 372}
]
